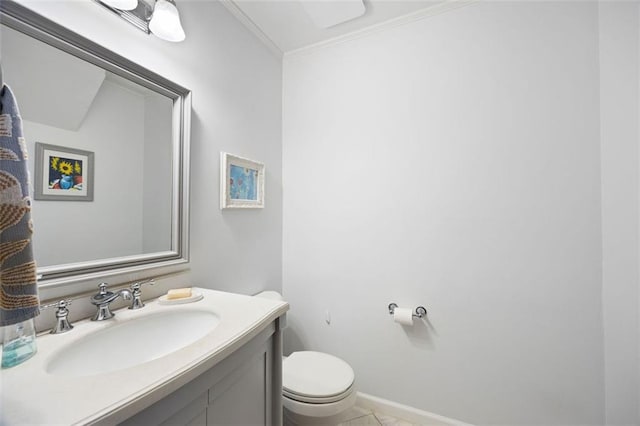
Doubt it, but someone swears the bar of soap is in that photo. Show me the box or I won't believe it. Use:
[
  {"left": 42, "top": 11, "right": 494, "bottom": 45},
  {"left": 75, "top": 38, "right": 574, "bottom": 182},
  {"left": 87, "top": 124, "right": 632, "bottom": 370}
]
[{"left": 166, "top": 288, "right": 192, "bottom": 300}]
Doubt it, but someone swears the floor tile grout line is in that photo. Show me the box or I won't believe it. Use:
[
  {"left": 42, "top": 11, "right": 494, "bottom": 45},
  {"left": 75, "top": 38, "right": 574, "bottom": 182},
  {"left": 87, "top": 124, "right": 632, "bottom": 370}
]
[
  {"left": 373, "top": 411, "right": 414, "bottom": 426},
  {"left": 338, "top": 413, "right": 384, "bottom": 426}
]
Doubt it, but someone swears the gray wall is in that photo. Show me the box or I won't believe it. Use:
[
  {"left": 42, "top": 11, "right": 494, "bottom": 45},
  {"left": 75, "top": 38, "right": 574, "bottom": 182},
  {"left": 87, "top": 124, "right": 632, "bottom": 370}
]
[{"left": 283, "top": 2, "right": 606, "bottom": 424}]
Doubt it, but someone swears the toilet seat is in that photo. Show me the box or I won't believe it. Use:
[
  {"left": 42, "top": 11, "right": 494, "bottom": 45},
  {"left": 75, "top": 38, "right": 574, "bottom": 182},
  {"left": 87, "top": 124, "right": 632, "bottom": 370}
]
[
  {"left": 283, "top": 351, "right": 355, "bottom": 404},
  {"left": 284, "top": 383, "right": 354, "bottom": 404}
]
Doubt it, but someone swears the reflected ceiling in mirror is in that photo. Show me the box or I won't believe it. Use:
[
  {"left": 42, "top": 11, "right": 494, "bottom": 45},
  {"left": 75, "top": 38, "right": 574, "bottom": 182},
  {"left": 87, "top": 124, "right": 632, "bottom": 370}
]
[{"left": 0, "top": 1, "right": 191, "bottom": 285}]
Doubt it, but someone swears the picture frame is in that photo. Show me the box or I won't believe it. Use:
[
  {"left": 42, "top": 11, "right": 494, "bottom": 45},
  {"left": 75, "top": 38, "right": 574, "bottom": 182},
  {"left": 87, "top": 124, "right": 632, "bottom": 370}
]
[
  {"left": 220, "top": 152, "right": 265, "bottom": 209},
  {"left": 34, "top": 143, "right": 94, "bottom": 201}
]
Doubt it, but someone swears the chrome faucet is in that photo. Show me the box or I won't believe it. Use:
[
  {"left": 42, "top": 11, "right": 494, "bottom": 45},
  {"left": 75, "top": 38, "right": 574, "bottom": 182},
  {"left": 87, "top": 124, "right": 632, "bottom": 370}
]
[{"left": 90, "top": 283, "right": 132, "bottom": 321}]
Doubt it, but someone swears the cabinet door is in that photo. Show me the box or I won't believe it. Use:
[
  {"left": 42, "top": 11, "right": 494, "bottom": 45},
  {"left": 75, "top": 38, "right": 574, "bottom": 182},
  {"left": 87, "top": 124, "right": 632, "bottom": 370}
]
[
  {"left": 121, "top": 391, "right": 208, "bottom": 426},
  {"left": 161, "top": 394, "right": 208, "bottom": 426},
  {"left": 186, "top": 410, "right": 207, "bottom": 426},
  {"left": 207, "top": 350, "right": 268, "bottom": 426}
]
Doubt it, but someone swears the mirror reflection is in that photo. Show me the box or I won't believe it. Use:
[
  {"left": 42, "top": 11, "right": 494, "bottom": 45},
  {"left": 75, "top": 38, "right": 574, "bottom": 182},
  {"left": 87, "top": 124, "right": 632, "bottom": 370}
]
[{"left": 1, "top": 24, "right": 174, "bottom": 269}]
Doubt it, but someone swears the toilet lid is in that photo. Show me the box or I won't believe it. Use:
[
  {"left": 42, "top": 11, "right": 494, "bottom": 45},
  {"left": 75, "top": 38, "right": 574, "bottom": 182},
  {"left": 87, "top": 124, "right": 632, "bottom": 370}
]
[{"left": 283, "top": 351, "right": 355, "bottom": 399}]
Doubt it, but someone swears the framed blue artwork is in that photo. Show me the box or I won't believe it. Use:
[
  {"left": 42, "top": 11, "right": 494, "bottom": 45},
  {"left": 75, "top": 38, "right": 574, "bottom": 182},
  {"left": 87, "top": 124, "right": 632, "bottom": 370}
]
[
  {"left": 220, "top": 152, "right": 265, "bottom": 209},
  {"left": 34, "top": 142, "right": 94, "bottom": 201}
]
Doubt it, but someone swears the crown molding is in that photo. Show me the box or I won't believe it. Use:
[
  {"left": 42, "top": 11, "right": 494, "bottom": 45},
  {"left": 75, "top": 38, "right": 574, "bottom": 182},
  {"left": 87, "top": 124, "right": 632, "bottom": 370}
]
[
  {"left": 285, "top": 0, "right": 478, "bottom": 59},
  {"left": 222, "top": 0, "right": 477, "bottom": 61},
  {"left": 219, "top": 0, "right": 283, "bottom": 59}
]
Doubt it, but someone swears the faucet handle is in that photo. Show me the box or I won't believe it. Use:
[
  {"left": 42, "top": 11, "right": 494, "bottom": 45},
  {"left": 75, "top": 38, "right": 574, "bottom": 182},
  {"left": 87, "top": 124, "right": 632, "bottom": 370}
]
[
  {"left": 41, "top": 298, "right": 72, "bottom": 310},
  {"left": 91, "top": 282, "right": 113, "bottom": 305},
  {"left": 56, "top": 299, "right": 71, "bottom": 309},
  {"left": 130, "top": 278, "right": 155, "bottom": 290},
  {"left": 128, "top": 279, "right": 155, "bottom": 310},
  {"left": 41, "top": 299, "right": 74, "bottom": 334}
]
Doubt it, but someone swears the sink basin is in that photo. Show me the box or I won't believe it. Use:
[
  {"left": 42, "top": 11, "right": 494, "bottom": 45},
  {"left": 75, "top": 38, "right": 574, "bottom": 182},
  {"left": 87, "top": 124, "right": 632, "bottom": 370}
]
[{"left": 46, "top": 310, "right": 220, "bottom": 377}]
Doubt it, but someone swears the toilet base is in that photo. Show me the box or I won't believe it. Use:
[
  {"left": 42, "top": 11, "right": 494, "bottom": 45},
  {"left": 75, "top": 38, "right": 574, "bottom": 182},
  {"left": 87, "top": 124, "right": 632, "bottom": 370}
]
[
  {"left": 282, "top": 390, "right": 358, "bottom": 426},
  {"left": 284, "top": 407, "right": 356, "bottom": 426}
]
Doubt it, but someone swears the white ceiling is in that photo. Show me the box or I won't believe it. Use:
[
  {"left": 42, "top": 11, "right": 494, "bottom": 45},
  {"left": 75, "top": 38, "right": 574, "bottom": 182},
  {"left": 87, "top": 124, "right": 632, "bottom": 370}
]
[{"left": 224, "top": 0, "right": 447, "bottom": 54}]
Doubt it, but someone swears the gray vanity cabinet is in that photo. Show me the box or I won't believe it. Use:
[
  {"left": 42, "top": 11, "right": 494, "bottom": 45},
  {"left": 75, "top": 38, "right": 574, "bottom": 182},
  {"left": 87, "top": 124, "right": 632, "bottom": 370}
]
[
  {"left": 119, "top": 319, "right": 283, "bottom": 426},
  {"left": 207, "top": 346, "right": 269, "bottom": 425}
]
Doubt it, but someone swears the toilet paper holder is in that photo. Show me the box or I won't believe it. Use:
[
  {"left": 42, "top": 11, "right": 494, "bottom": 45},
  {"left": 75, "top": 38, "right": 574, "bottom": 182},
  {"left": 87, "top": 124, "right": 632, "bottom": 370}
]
[{"left": 388, "top": 303, "right": 427, "bottom": 318}]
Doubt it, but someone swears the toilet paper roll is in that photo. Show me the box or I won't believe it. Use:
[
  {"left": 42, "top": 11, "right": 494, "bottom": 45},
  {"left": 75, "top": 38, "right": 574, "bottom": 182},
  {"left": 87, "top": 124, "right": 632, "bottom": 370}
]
[{"left": 393, "top": 307, "right": 414, "bottom": 325}]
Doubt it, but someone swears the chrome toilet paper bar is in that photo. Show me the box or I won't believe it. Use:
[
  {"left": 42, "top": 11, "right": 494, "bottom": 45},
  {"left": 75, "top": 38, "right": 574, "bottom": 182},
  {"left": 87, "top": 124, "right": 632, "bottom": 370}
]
[{"left": 388, "top": 303, "right": 427, "bottom": 318}]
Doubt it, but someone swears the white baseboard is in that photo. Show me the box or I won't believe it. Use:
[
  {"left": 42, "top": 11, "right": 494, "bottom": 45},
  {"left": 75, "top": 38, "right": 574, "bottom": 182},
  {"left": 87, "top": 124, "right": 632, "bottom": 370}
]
[{"left": 356, "top": 392, "right": 473, "bottom": 426}]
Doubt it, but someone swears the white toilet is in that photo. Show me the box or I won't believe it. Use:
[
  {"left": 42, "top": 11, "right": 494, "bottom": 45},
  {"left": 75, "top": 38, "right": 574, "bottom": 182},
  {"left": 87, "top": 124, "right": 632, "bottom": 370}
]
[{"left": 255, "top": 291, "right": 357, "bottom": 425}]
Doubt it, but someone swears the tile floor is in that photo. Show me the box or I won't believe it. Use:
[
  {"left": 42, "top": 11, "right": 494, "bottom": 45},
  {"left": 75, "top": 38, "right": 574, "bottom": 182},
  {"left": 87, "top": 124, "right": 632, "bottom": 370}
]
[{"left": 336, "top": 406, "right": 414, "bottom": 426}]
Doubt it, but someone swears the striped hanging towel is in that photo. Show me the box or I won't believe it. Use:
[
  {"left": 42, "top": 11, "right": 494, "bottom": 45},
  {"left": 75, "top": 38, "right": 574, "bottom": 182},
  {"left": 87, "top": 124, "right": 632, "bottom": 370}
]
[{"left": 0, "top": 85, "right": 40, "bottom": 326}]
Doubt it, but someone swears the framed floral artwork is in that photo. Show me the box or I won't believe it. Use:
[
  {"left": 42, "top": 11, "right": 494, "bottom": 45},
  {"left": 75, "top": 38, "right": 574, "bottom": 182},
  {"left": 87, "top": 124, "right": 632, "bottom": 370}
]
[
  {"left": 220, "top": 152, "right": 264, "bottom": 209},
  {"left": 34, "top": 143, "right": 94, "bottom": 201}
]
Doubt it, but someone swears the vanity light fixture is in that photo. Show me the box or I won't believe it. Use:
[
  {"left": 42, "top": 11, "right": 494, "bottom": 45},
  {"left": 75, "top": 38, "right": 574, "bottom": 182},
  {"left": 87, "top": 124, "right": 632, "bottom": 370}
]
[
  {"left": 149, "top": 0, "right": 186, "bottom": 42},
  {"left": 95, "top": 0, "right": 186, "bottom": 42}
]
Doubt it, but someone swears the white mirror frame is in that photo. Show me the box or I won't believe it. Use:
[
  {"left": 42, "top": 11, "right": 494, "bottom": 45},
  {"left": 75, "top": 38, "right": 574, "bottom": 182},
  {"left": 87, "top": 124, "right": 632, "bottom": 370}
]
[{"left": 0, "top": 1, "right": 191, "bottom": 289}]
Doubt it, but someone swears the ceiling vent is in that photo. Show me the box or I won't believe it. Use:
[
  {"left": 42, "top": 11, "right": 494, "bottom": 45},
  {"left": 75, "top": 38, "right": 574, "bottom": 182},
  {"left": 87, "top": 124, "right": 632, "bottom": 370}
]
[{"left": 299, "top": 0, "right": 366, "bottom": 29}]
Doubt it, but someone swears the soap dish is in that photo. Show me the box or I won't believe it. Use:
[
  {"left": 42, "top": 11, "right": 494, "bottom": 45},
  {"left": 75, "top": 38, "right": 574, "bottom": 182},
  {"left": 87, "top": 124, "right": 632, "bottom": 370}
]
[{"left": 158, "top": 291, "right": 203, "bottom": 305}]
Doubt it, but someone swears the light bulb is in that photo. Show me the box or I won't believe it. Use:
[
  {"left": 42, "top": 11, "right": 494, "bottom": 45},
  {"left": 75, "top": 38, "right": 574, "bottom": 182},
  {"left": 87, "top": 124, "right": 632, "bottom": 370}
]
[
  {"left": 149, "top": 0, "right": 186, "bottom": 42},
  {"left": 101, "top": 0, "right": 138, "bottom": 11}
]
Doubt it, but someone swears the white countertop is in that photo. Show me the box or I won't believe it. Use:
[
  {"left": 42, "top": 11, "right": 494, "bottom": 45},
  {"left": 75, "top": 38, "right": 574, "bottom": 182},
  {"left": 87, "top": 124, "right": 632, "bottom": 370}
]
[{"left": 0, "top": 288, "right": 289, "bottom": 425}]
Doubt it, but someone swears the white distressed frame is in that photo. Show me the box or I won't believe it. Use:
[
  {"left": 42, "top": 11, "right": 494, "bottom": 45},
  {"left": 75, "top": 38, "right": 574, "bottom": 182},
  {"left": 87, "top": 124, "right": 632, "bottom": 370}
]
[{"left": 220, "top": 152, "right": 265, "bottom": 209}]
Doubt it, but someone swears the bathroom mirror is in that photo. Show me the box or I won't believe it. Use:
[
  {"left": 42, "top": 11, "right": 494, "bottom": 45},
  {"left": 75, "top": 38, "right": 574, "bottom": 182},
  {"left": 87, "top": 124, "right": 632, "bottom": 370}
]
[{"left": 0, "top": 2, "right": 191, "bottom": 286}]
